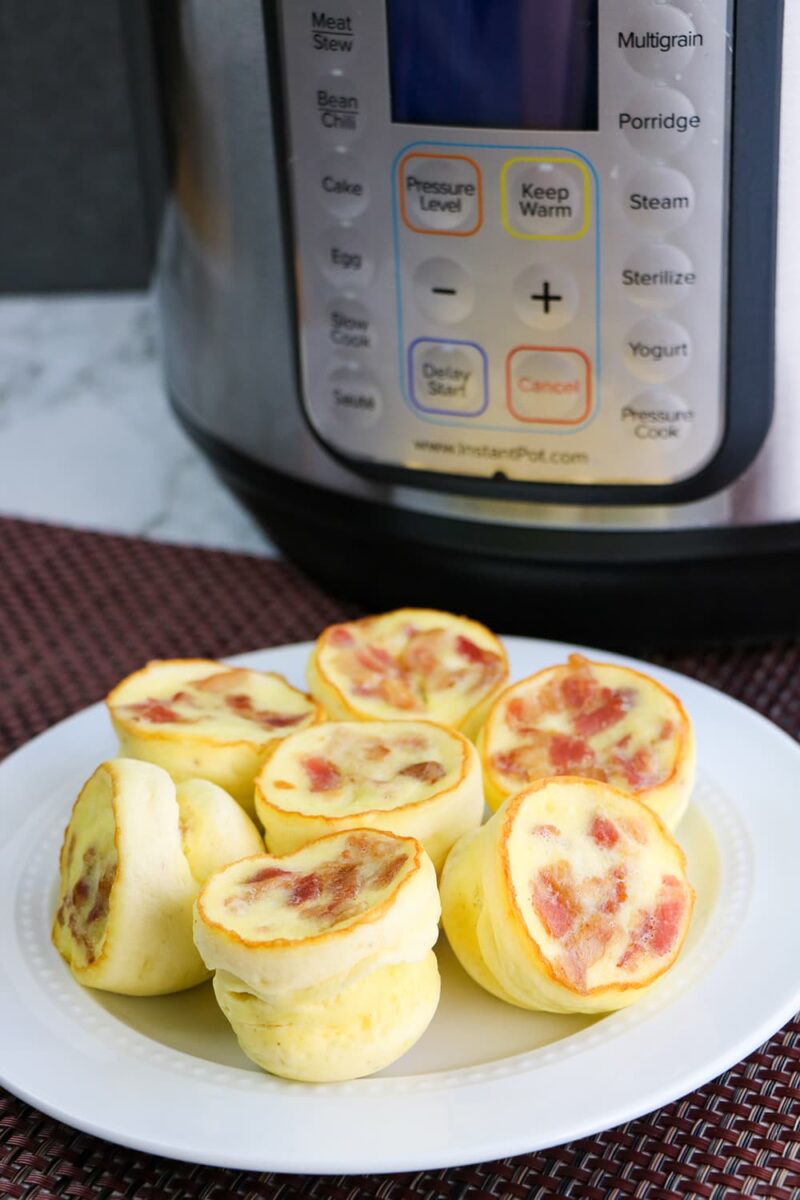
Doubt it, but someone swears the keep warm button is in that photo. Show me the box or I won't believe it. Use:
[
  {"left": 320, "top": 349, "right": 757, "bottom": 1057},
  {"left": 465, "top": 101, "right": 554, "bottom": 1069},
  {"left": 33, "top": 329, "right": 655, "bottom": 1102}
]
[{"left": 506, "top": 348, "right": 592, "bottom": 426}]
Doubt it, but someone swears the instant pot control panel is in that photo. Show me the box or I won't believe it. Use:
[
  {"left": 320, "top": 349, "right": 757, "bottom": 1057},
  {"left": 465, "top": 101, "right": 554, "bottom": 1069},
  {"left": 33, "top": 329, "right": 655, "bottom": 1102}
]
[{"left": 278, "top": 0, "right": 734, "bottom": 491}]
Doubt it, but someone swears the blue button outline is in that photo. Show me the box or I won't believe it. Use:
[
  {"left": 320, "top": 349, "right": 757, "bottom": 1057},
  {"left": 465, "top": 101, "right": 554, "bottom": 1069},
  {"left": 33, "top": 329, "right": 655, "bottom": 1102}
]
[{"left": 408, "top": 336, "right": 490, "bottom": 418}]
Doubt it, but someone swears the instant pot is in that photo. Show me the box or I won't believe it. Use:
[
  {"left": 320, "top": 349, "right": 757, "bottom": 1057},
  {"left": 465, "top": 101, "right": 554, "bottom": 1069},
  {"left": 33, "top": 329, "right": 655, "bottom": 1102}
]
[{"left": 150, "top": 0, "right": 798, "bottom": 643}]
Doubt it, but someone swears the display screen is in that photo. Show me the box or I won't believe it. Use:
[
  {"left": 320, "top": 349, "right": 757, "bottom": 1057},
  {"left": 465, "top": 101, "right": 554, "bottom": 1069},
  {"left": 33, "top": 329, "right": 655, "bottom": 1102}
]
[{"left": 386, "top": 0, "right": 598, "bottom": 132}]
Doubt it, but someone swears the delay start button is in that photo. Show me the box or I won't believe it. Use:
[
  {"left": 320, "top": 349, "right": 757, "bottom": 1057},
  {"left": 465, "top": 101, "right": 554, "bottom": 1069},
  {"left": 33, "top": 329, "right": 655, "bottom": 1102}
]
[
  {"left": 399, "top": 153, "right": 482, "bottom": 235},
  {"left": 506, "top": 348, "right": 592, "bottom": 426},
  {"left": 409, "top": 339, "right": 488, "bottom": 417}
]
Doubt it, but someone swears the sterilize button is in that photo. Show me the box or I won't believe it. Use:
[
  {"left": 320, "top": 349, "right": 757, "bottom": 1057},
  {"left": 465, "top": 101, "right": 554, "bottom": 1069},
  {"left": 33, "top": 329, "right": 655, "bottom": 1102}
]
[
  {"left": 400, "top": 154, "right": 482, "bottom": 235},
  {"left": 326, "top": 366, "right": 382, "bottom": 428},
  {"left": 502, "top": 159, "right": 589, "bottom": 239},
  {"left": 619, "top": 6, "right": 702, "bottom": 78},
  {"left": 318, "top": 151, "right": 369, "bottom": 219},
  {"left": 620, "top": 87, "right": 699, "bottom": 158},
  {"left": 307, "top": 4, "right": 358, "bottom": 66},
  {"left": 326, "top": 298, "right": 375, "bottom": 351},
  {"left": 620, "top": 390, "right": 695, "bottom": 450},
  {"left": 513, "top": 265, "right": 580, "bottom": 331},
  {"left": 624, "top": 166, "right": 695, "bottom": 233},
  {"left": 622, "top": 245, "right": 696, "bottom": 311},
  {"left": 314, "top": 75, "right": 363, "bottom": 144},
  {"left": 413, "top": 258, "right": 476, "bottom": 324},
  {"left": 506, "top": 348, "right": 592, "bottom": 425},
  {"left": 410, "top": 339, "right": 488, "bottom": 417},
  {"left": 624, "top": 318, "right": 692, "bottom": 383},
  {"left": 318, "top": 228, "right": 373, "bottom": 286}
]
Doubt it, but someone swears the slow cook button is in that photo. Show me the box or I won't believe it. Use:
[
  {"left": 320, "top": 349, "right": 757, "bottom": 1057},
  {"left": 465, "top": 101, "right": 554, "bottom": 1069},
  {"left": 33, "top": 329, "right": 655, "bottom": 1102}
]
[
  {"left": 318, "top": 151, "right": 369, "bottom": 218},
  {"left": 619, "top": 6, "right": 702, "bottom": 78},
  {"left": 620, "top": 391, "right": 695, "bottom": 448},
  {"left": 620, "top": 87, "right": 700, "bottom": 158},
  {"left": 622, "top": 244, "right": 696, "bottom": 311},
  {"left": 624, "top": 166, "right": 695, "bottom": 233},
  {"left": 314, "top": 75, "right": 363, "bottom": 143},
  {"left": 507, "top": 349, "right": 592, "bottom": 425},
  {"left": 400, "top": 154, "right": 482, "bottom": 235},
  {"left": 318, "top": 229, "right": 373, "bottom": 285},
  {"left": 624, "top": 318, "right": 692, "bottom": 383},
  {"left": 326, "top": 366, "right": 382, "bottom": 427},
  {"left": 326, "top": 298, "right": 375, "bottom": 350},
  {"left": 410, "top": 340, "right": 488, "bottom": 417}
]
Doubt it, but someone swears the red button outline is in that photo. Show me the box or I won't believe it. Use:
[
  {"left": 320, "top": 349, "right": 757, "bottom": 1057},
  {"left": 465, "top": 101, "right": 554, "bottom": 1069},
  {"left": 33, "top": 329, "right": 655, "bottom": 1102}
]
[{"left": 506, "top": 346, "right": 593, "bottom": 426}]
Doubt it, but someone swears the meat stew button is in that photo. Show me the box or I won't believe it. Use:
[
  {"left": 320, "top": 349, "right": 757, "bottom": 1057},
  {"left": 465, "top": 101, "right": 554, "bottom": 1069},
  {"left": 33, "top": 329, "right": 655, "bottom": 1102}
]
[{"left": 507, "top": 349, "right": 592, "bottom": 425}]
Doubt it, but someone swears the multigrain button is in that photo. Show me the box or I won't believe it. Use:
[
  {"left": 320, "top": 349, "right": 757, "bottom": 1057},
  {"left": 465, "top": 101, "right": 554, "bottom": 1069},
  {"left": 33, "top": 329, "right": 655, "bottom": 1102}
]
[
  {"left": 326, "top": 298, "right": 375, "bottom": 351},
  {"left": 327, "top": 366, "right": 382, "bottom": 427},
  {"left": 622, "top": 245, "right": 696, "bottom": 311},
  {"left": 409, "top": 339, "right": 488, "bottom": 417},
  {"left": 413, "top": 258, "right": 475, "bottom": 324},
  {"left": 318, "top": 151, "right": 369, "bottom": 218},
  {"left": 624, "top": 318, "right": 692, "bottom": 383},
  {"left": 620, "top": 391, "right": 695, "bottom": 451},
  {"left": 512, "top": 265, "right": 580, "bottom": 331},
  {"left": 502, "top": 159, "right": 590, "bottom": 239},
  {"left": 314, "top": 75, "right": 363, "bottom": 144},
  {"left": 400, "top": 154, "right": 482, "bottom": 234},
  {"left": 506, "top": 348, "right": 592, "bottom": 425},
  {"left": 318, "top": 228, "right": 373, "bottom": 285},
  {"left": 624, "top": 166, "right": 695, "bottom": 233},
  {"left": 619, "top": 6, "right": 702, "bottom": 78},
  {"left": 620, "top": 88, "right": 699, "bottom": 158}
]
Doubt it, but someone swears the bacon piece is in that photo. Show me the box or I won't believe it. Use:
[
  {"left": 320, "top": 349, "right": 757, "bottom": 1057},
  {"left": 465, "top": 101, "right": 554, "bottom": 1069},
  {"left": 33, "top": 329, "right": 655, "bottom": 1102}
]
[
  {"left": 224, "top": 693, "right": 306, "bottom": 730},
  {"left": 329, "top": 626, "right": 355, "bottom": 647},
  {"left": 377, "top": 675, "right": 420, "bottom": 710},
  {"left": 244, "top": 865, "right": 291, "bottom": 887},
  {"left": 71, "top": 876, "right": 90, "bottom": 906},
  {"left": 398, "top": 760, "right": 446, "bottom": 784},
  {"left": 401, "top": 629, "right": 446, "bottom": 677},
  {"left": 559, "top": 913, "right": 615, "bottom": 991},
  {"left": 590, "top": 814, "right": 620, "bottom": 849},
  {"left": 532, "top": 824, "right": 561, "bottom": 840},
  {"left": 371, "top": 853, "right": 407, "bottom": 889},
  {"left": 455, "top": 635, "right": 498, "bottom": 666},
  {"left": 493, "top": 735, "right": 551, "bottom": 781},
  {"left": 192, "top": 668, "right": 252, "bottom": 694},
  {"left": 560, "top": 656, "right": 598, "bottom": 711},
  {"left": 125, "top": 699, "right": 183, "bottom": 724},
  {"left": 87, "top": 866, "right": 115, "bottom": 924},
  {"left": 531, "top": 861, "right": 579, "bottom": 940},
  {"left": 506, "top": 694, "right": 540, "bottom": 733},
  {"left": 356, "top": 644, "right": 397, "bottom": 674},
  {"left": 302, "top": 756, "right": 343, "bottom": 792},
  {"left": 618, "top": 875, "right": 687, "bottom": 969},
  {"left": 619, "top": 814, "right": 648, "bottom": 844},
  {"left": 289, "top": 873, "right": 322, "bottom": 906},
  {"left": 611, "top": 743, "right": 663, "bottom": 790},
  {"left": 659, "top": 720, "right": 675, "bottom": 742},
  {"left": 309, "top": 861, "right": 362, "bottom": 921},
  {"left": 549, "top": 733, "right": 596, "bottom": 772},
  {"left": 363, "top": 740, "right": 391, "bottom": 762},
  {"left": 573, "top": 688, "right": 635, "bottom": 738}
]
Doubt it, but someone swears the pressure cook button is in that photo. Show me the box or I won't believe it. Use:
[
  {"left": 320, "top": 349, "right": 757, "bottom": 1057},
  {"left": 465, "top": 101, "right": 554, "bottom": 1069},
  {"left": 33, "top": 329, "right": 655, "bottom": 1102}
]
[
  {"left": 326, "top": 366, "right": 382, "bottom": 427},
  {"left": 409, "top": 339, "right": 488, "bottom": 417},
  {"left": 620, "top": 87, "right": 699, "bottom": 158},
  {"left": 318, "top": 228, "right": 373, "bottom": 286},
  {"left": 413, "top": 258, "right": 475, "bottom": 324},
  {"left": 326, "top": 298, "right": 375, "bottom": 351},
  {"left": 512, "top": 265, "right": 580, "bottom": 331},
  {"left": 620, "top": 391, "right": 695, "bottom": 450},
  {"left": 400, "top": 153, "right": 482, "bottom": 234},
  {"left": 619, "top": 6, "right": 702, "bottom": 78},
  {"left": 622, "top": 244, "right": 696, "bottom": 311},
  {"left": 501, "top": 159, "right": 589, "bottom": 240},
  {"left": 624, "top": 318, "right": 692, "bottom": 383},
  {"left": 308, "top": 4, "right": 357, "bottom": 65},
  {"left": 318, "top": 151, "right": 369, "bottom": 218},
  {"left": 624, "top": 166, "right": 695, "bottom": 233},
  {"left": 506, "top": 348, "right": 592, "bottom": 425},
  {"left": 314, "top": 76, "right": 363, "bottom": 144}
]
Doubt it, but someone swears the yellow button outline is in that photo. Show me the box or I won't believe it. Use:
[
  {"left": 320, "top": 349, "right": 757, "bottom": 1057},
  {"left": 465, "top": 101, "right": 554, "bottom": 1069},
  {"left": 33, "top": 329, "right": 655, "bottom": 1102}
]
[{"left": 501, "top": 157, "right": 591, "bottom": 241}]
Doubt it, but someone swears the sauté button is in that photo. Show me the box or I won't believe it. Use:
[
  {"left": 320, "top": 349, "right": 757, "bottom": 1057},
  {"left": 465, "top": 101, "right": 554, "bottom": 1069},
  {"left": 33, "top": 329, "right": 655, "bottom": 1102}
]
[
  {"left": 620, "top": 87, "right": 699, "bottom": 158},
  {"left": 502, "top": 159, "right": 589, "bottom": 239},
  {"left": 314, "top": 75, "right": 363, "bottom": 144},
  {"left": 624, "top": 318, "right": 692, "bottom": 383},
  {"left": 413, "top": 258, "right": 476, "bottom": 324},
  {"left": 620, "top": 390, "right": 695, "bottom": 451},
  {"left": 619, "top": 6, "right": 702, "bottom": 78},
  {"left": 326, "top": 365, "right": 382, "bottom": 427},
  {"left": 308, "top": 4, "right": 358, "bottom": 66},
  {"left": 622, "top": 244, "right": 696, "bottom": 311},
  {"left": 506, "top": 348, "right": 592, "bottom": 425},
  {"left": 318, "top": 228, "right": 373, "bottom": 285},
  {"left": 409, "top": 340, "right": 488, "bottom": 417},
  {"left": 400, "top": 154, "right": 482, "bottom": 235},
  {"left": 512, "top": 265, "right": 580, "bottom": 331},
  {"left": 326, "top": 298, "right": 375, "bottom": 351},
  {"left": 318, "top": 151, "right": 369, "bottom": 218},
  {"left": 624, "top": 166, "right": 695, "bottom": 233}
]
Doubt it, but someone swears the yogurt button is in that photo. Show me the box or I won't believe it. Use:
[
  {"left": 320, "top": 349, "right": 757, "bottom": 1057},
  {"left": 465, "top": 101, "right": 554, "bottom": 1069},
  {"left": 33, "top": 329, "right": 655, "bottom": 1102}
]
[
  {"left": 622, "top": 244, "right": 696, "bottom": 311},
  {"left": 624, "top": 318, "right": 692, "bottom": 383}
]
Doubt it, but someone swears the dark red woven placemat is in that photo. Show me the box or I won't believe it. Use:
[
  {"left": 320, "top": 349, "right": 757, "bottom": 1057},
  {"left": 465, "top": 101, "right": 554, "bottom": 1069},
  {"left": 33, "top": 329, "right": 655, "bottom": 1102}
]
[{"left": 1, "top": 515, "right": 799, "bottom": 1200}]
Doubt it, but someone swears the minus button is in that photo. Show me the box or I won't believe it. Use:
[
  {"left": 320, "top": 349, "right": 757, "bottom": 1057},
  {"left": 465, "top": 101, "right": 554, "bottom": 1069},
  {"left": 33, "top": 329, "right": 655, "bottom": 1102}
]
[{"left": 413, "top": 258, "right": 475, "bottom": 324}]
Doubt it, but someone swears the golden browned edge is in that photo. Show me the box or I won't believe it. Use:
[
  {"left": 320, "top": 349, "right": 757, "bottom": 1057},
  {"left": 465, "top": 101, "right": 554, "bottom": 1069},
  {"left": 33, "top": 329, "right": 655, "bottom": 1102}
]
[
  {"left": 312, "top": 608, "right": 510, "bottom": 726},
  {"left": 497, "top": 777, "right": 696, "bottom": 1000},
  {"left": 255, "top": 719, "right": 474, "bottom": 827},
  {"left": 482, "top": 657, "right": 694, "bottom": 806},
  {"left": 195, "top": 828, "right": 426, "bottom": 952},
  {"left": 106, "top": 657, "right": 326, "bottom": 750},
  {"left": 51, "top": 761, "right": 125, "bottom": 974}
]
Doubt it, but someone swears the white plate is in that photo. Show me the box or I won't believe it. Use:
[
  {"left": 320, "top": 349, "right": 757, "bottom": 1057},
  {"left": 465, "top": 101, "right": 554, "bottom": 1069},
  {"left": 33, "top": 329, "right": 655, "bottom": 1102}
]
[{"left": 1, "top": 637, "right": 798, "bottom": 1174}]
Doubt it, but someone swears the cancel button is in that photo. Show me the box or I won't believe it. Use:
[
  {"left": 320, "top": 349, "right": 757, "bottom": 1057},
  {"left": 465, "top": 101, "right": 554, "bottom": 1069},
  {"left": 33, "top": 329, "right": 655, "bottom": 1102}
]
[{"left": 621, "top": 392, "right": 694, "bottom": 450}]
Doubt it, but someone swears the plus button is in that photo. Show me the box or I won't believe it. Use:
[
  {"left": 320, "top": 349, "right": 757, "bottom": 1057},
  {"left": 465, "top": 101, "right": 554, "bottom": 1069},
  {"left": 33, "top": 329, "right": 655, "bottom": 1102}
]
[{"left": 530, "top": 280, "right": 563, "bottom": 314}]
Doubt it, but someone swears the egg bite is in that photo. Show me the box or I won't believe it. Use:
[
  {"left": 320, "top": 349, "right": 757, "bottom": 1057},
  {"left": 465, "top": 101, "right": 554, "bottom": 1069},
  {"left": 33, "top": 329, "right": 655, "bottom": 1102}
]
[
  {"left": 175, "top": 778, "right": 264, "bottom": 884},
  {"left": 307, "top": 608, "right": 508, "bottom": 739},
  {"left": 440, "top": 777, "right": 694, "bottom": 1015},
  {"left": 52, "top": 759, "right": 208, "bottom": 995},
  {"left": 106, "top": 659, "right": 325, "bottom": 814},
  {"left": 254, "top": 719, "right": 483, "bottom": 872},
  {"left": 478, "top": 653, "right": 695, "bottom": 828},
  {"left": 194, "top": 829, "right": 441, "bottom": 1081}
]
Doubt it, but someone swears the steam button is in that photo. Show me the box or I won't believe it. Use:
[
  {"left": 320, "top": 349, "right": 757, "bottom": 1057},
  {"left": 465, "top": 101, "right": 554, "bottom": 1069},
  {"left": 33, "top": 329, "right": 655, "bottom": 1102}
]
[
  {"left": 624, "top": 166, "right": 695, "bottom": 233},
  {"left": 624, "top": 318, "right": 692, "bottom": 383}
]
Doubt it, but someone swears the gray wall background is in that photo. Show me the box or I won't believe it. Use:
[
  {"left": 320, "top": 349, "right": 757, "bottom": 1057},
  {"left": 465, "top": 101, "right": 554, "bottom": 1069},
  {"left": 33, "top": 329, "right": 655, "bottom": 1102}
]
[{"left": 0, "top": 0, "right": 158, "bottom": 292}]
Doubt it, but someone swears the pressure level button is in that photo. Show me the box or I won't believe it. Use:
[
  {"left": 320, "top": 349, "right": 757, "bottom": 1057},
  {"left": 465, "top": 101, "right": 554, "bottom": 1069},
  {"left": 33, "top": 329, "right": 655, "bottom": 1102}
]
[
  {"left": 624, "top": 318, "right": 692, "bottom": 383},
  {"left": 619, "top": 7, "right": 702, "bottom": 78},
  {"left": 624, "top": 166, "right": 695, "bottom": 233},
  {"left": 620, "top": 88, "right": 699, "bottom": 158},
  {"left": 400, "top": 154, "right": 482, "bottom": 235}
]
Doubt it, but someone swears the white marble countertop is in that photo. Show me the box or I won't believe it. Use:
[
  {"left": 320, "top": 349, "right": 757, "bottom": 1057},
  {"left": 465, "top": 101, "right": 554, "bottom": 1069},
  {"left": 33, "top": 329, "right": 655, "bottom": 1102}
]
[{"left": 0, "top": 293, "right": 275, "bottom": 555}]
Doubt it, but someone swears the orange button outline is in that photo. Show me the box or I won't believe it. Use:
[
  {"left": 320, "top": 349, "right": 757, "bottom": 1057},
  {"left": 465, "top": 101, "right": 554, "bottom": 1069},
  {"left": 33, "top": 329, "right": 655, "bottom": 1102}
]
[
  {"left": 506, "top": 346, "right": 593, "bottom": 426},
  {"left": 398, "top": 152, "right": 483, "bottom": 237}
]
